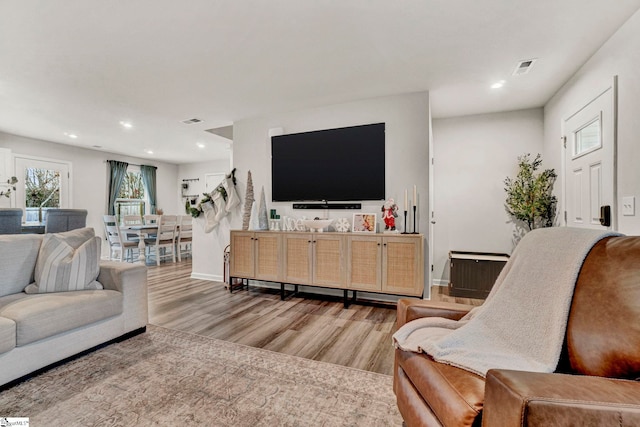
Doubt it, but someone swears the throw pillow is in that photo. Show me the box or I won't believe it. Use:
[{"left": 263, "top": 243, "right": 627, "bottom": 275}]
[{"left": 26, "top": 234, "right": 103, "bottom": 294}]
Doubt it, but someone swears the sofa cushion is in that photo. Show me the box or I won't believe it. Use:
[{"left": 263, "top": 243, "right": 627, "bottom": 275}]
[
  {"left": 26, "top": 231, "right": 103, "bottom": 294},
  {"left": 0, "top": 290, "right": 123, "bottom": 346},
  {"left": 567, "top": 236, "right": 640, "bottom": 378},
  {"left": 0, "top": 234, "right": 42, "bottom": 297},
  {"left": 0, "top": 316, "right": 16, "bottom": 354},
  {"left": 396, "top": 348, "right": 485, "bottom": 427}
]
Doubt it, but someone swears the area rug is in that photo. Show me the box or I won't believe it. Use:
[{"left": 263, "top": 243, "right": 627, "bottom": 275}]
[{"left": 0, "top": 325, "right": 402, "bottom": 426}]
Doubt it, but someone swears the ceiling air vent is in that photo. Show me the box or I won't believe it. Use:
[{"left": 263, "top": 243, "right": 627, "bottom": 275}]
[
  {"left": 512, "top": 58, "right": 537, "bottom": 76},
  {"left": 181, "top": 118, "right": 203, "bottom": 125}
]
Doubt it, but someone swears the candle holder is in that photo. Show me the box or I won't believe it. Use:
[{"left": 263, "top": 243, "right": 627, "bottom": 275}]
[
  {"left": 401, "top": 210, "right": 408, "bottom": 234},
  {"left": 412, "top": 205, "right": 418, "bottom": 234}
]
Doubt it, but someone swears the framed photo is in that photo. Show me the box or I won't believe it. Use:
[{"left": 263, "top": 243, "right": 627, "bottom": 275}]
[{"left": 352, "top": 213, "right": 377, "bottom": 233}]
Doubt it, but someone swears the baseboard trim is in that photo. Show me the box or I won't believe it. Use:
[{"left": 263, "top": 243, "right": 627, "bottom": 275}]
[
  {"left": 432, "top": 279, "right": 449, "bottom": 287},
  {"left": 190, "top": 272, "right": 224, "bottom": 282}
]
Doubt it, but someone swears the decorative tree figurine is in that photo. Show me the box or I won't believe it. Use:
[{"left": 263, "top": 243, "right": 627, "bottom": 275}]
[
  {"left": 242, "top": 170, "right": 254, "bottom": 230},
  {"left": 504, "top": 153, "right": 557, "bottom": 231}
]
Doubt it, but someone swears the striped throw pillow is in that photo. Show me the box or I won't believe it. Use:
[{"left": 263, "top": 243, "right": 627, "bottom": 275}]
[{"left": 26, "top": 234, "right": 103, "bottom": 294}]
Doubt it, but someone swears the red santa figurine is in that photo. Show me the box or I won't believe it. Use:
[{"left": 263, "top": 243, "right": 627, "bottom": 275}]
[{"left": 381, "top": 198, "right": 399, "bottom": 231}]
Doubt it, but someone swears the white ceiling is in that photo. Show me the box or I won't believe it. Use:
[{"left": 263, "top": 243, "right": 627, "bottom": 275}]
[{"left": 1, "top": 1, "right": 639, "bottom": 164}]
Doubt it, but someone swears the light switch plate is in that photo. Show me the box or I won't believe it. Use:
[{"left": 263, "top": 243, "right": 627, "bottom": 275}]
[{"left": 622, "top": 196, "right": 635, "bottom": 216}]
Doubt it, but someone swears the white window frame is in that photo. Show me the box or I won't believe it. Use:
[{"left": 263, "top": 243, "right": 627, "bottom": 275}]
[{"left": 14, "top": 154, "right": 72, "bottom": 223}]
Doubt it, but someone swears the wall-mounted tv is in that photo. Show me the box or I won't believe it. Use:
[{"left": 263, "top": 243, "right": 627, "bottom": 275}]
[{"left": 271, "top": 123, "right": 385, "bottom": 202}]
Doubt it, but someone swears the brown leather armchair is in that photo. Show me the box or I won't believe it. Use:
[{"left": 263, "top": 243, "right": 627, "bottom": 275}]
[{"left": 394, "top": 235, "right": 640, "bottom": 426}]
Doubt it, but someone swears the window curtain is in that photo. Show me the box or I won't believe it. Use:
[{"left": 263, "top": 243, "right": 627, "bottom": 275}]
[
  {"left": 140, "top": 165, "right": 158, "bottom": 214},
  {"left": 107, "top": 160, "right": 129, "bottom": 215}
]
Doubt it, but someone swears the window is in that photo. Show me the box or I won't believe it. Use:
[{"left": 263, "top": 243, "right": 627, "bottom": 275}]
[
  {"left": 14, "top": 156, "right": 70, "bottom": 223},
  {"left": 573, "top": 116, "right": 601, "bottom": 158},
  {"left": 115, "top": 169, "right": 147, "bottom": 221}
]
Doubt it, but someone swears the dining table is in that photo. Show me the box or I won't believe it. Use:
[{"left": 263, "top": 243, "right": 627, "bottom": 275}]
[{"left": 119, "top": 224, "right": 159, "bottom": 264}]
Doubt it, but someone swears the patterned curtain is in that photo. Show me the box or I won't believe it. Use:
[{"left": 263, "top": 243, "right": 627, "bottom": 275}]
[
  {"left": 107, "top": 160, "right": 129, "bottom": 215},
  {"left": 140, "top": 165, "right": 158, "bottom": 214}
]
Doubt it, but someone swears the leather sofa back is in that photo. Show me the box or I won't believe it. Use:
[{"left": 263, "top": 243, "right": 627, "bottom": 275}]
[{"left": 566, "top": 236, "right": 640, "bottom": 379}]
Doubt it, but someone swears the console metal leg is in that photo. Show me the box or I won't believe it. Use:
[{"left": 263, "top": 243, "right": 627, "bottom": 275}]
[{"left": 281, "top": 283, "right": 299, "bottom": 301}]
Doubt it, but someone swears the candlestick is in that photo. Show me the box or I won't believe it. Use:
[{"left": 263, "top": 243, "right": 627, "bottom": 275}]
[
  {"left": 404, "top": 189, "right": 408, "bottom": 210},
  {"left": 412, "top": 205, "right": 418, "bottom": 234},
  {"left": 402, "top": 210, "right": 408, "bottom": 234}
]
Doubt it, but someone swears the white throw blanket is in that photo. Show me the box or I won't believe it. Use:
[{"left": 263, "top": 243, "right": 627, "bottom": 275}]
[{"left": 393, "top": 227, "right": 619, "bottom": 377}]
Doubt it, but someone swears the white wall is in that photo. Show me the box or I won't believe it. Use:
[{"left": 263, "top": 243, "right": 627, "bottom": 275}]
[
  {"left": 232, "top": 92, "right": 431, "bottom": 294},
  {"left": 431, "top": 108, "right": 544, "bottom": 285},
  {"left": 178, "top": 159, "right": 235, "bottom": 281},
  {"left": 544, "top": 9, "right": 640, "bottom": 235},
  {"left": 0, "top": 131, "right": 179, "bottom": 242}
]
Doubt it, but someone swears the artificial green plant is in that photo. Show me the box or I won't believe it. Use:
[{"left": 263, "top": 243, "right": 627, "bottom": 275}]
[{"left": 504, "top": 153, "right": 557, "bottom": 231}]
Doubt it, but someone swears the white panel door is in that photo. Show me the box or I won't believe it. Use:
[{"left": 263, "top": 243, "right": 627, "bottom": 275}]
[{"left": 562, "top": 80, "right": 616, "bottom": 230}]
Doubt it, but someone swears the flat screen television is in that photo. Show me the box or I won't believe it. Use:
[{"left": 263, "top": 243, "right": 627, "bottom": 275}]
[{"left": 271, "top": 123, "right": 385, "bottom": 202}]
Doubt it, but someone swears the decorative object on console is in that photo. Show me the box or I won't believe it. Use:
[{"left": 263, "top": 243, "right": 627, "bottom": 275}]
[
  {"left": 295, "top": 218, "right": 307, "bottom": 231},
  {"left": 268, "top": 208, "right": 281, "bottom": 230},
  {"left": 257, "top": 186, "right": 269, "bottom": 230},
  {"left": 282, "top": 216, "right": 295, "bottom": 231},
  {"left": 412, "top": 184, "right": 419, "bottom": 234},
  {"left": 242, "top": 170, "right": 254, "bottom": 230},
  {"left": 334, "top": 217, "right": 350, "bottom": 232},
  {"left": 301, "top": 218, "right": 333, "bottom": 232},
  {"left": 381, "top": 198, "right": 399, "bottom": 231},
  {"left": 248, "top": 202, "right": 260, "bottom": 231},
  {"left": 352, "top": 213, "right": 376, "bottom": 233}
]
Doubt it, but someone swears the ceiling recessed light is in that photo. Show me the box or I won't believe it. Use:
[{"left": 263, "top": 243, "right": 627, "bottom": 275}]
[
  {"left": 196, "top": 142, "right": 206, "bottom": 148},
  {"left": 64, "top": 132, "right": 78, "bottom": 139},
  {"left": 491, "top": 80, "right": 506, "bottom": 89},
  {"left": 120, "top": 121, "right": 133, "bottom": 129},
  {"left": 144, "top": 149, "right": 154, "bottom": 154}
]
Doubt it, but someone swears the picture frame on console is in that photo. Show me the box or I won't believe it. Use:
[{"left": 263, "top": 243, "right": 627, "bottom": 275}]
[{"left": 352, "top": 213, "right": 377, "bottom": 233}]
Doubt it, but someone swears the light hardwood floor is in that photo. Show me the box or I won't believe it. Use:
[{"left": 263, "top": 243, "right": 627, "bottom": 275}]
[{"left": 147, "top": 259, "right": 483, "bottom": 376}]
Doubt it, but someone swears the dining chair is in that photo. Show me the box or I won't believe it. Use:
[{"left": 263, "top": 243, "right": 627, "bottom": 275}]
[
  {"left": 44, "top": 209, "right": 87, "bottom": 233},
  {"left": 103, "top": 215, "right": 139, "bottom": 262},
  {"left": 122, "top": 215, "right": 143, "bottom": 225},
  {"left": 122, "top": 215, "right": 144, "bottom": 241},
  {"left": 177, "top": 215, "right": 193, "bottom": 261},
  {"left": 0, "top": 208, "right": 23, "bottom": 234},
  {"left": 143, "top": 214, "right": 160, "bottom": 225},
  {"left": 147, "top": 215, "right": 177, "bottom": 265}
]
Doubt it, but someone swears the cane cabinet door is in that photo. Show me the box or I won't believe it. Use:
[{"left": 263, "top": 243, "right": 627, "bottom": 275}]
[
  {"left": 312, "top": 234, "right": 346, "bottom": 288},
  {"left": 347, "top": 235, "right": 382, "bottom": 291},
  {"left": 230, "top": 231, "right": 255, "bottom": 278},
  {"left": 283, "top": 233, "right": 312, "bottom": 285},
  {"left": 381, "top": 235, "right": 424, "bottom": 297},
  {"left": 254, "top": 232, "right": 282, "bottom": 281}
]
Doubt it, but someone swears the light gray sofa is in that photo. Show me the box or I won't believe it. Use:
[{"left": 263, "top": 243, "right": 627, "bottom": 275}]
[{"left": 0, "top": 229, "right": 148, "bottom": 387}]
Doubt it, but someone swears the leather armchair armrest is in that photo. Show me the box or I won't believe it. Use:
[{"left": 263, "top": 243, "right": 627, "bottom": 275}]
[
  {"left": 396, "top": 298, "right": 475, "bottom": 329},
  {"left": 484, "top": 369, "right": 640, "bottom": 427}
]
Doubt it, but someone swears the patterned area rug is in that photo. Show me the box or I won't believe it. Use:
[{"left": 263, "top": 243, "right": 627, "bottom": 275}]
[{"left": 0, "top": 325, "right": 402, "bottom": 426}]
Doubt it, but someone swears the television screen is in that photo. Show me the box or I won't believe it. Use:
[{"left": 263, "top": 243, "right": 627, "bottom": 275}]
[{"left": 271, "top": 123, "right": 385, "bottom": 202}]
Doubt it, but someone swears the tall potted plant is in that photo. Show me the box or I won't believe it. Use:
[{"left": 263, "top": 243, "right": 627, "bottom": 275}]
[{"left": 504, "top": 153, "right": 557, "bottom": 231}]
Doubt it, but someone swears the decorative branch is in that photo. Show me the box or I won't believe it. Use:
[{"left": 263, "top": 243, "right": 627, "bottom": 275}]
[{"left": 0, "top": 176, "right": 18, "bottom": 198}]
